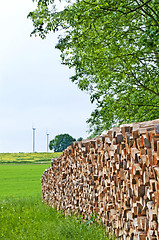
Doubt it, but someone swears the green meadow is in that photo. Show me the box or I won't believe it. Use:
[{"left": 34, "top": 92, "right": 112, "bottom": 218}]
[
  {"left": 0, "top": 164, "right": 49, "bottom": 200},
  {"left": 0, "top": 152, "right": 62, "bottom": 199},
  {"left": 0, "top": 152, "right": 62, "bottom": 164},
  {"left": 0, "top": 153, "right": 113, "bottom": 240}
]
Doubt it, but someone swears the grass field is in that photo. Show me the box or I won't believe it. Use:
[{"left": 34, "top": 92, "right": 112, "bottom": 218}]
[
  {"left": 0, "top": 153, "right": 114, "bottom": 240},
  {"left": 0, "top": 164, "right": 50, "bottom": 200},
  {"left": 0, "top": 152, "right": 62, "bottom": 164}
]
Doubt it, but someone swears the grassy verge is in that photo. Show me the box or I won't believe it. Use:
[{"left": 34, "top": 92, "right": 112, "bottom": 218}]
[{"left": 0, "top": 197, "right": 112, "bottom": 240}]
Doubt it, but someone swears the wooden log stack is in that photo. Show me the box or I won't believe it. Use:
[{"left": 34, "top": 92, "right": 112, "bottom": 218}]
[{"left": 41, "top": 119, "right": 159, "bottom": 240}]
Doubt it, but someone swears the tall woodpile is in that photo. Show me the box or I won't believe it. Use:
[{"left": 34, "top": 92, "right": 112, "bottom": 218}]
[{"left": 41, "top": 119, "right": 159, "bottom": 240}]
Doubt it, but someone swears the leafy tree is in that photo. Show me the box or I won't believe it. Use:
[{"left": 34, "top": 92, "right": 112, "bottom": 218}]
[
  {"left": 77, "top": 137, "right": 83, "bottom": 141},
  {"left": 49, "top": 134, "right": 76, "bottom": 152},
  {"left": 28, "top": 0, "right": 159, "bottom": 136}
]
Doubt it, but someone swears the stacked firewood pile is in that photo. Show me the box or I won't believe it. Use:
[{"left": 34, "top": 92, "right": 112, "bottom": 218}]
[{"left": 41, "top": 119, "right": 159, "bottom": 240}]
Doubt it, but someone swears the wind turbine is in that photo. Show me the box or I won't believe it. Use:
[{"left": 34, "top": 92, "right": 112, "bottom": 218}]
[
  {"left": 46, "top": 130, "right": 49, "bottom": 153},
  {"left": 32, "top": 125, "right": 36, "bottom": 152}
]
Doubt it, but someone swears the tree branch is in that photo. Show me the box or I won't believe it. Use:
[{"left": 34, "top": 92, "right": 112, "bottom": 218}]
[
  {"left": 83, "top": 0, "right": 153, "bottom": 16},
  {"left": 134, "top": 0, "right": 159, "bottom": 26},
  {"left": 138, "top": 58, "right": 159, "bottom": 93},
  {"left": 138, "top": 0, "right": 159, "bottom": 19},
  {"left": 129, "top": 103, "right": 159, "bottom": 107},
  {"left": 130, "top": 71, "right": 159, "bottom": 96},
  {"left": 123, "top": 0, "right": 152, "bottom": 14}
]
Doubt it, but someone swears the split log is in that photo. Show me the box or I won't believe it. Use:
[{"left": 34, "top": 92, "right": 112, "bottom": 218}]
[{"left": 41, "top": 119, "right": 159, "bottom": 239}]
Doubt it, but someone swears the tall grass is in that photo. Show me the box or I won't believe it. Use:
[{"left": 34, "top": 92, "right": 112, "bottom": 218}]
[{"left": 0, "top": 197, "right": 113, "bottom": 240}]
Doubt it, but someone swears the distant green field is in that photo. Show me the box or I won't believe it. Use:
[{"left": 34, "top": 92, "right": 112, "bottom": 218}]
[
  {"left": 0, "top": 164, "right": 50, "bottom": 200},
  {"left": 0, "top": 152, "right": 62, "bottom": 200},
  {"left": 0, "top": 152, "right": 62, "bottom": 164}
]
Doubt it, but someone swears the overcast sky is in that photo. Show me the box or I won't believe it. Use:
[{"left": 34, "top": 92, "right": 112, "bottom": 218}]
[{"left": 0, "top": 0, "right": 95, "bottom": 153}]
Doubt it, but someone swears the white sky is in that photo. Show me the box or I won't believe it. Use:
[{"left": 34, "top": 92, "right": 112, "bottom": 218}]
[{"left": 0, "top": 0, "right": 94, "bottom": 152}]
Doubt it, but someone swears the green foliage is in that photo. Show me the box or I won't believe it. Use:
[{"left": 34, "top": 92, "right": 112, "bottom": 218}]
[
  {"left": 49, "top": 134, "right": 76, "bottom": 152},
  {"left": 77, "top": 137, "right": 83, "bottom": 141},
  {"left": 0, "top": 197, "right": 113, "bottom": 240},
  {"left": 28, "top": 0, "right": 159, "bottom": 135}
]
